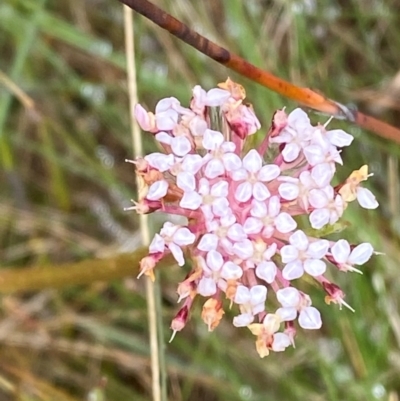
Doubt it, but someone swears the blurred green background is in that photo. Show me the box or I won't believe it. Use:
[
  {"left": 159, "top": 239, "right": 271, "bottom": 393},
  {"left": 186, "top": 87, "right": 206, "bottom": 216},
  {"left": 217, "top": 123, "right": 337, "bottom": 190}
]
[{"left": 1, "top": 0, "right": 400, "bottom": 400}]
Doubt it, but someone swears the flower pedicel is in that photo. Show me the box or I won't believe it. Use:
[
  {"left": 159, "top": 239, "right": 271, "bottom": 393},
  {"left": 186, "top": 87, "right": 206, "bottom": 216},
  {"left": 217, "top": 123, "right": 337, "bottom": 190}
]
[{"left": 128, "top": 78, "right": 378, "bottom": 357}]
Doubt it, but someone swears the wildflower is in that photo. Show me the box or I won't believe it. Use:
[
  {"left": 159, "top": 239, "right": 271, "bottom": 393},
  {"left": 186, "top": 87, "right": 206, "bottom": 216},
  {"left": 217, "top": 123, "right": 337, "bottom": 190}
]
[{"left": 128, "top": 78, "right": 378, "bottom": 357}]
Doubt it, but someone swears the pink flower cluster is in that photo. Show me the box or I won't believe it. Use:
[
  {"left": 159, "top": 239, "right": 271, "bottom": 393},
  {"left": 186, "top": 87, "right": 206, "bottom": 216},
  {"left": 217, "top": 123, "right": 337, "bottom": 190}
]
[{"left": 129, "top": 78, "right": 378, "bottom": 357}]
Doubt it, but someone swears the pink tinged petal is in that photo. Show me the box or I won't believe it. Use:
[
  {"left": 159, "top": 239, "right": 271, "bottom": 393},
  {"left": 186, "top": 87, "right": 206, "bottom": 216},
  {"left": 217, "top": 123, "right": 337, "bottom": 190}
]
[
  {"left": 243, "top": 217, "right": 263, "bottom": 234},
  {"left": 282, "top": 142, "right": 301, "bottom": 162},
  {"left": 221, "top": 141, "right": 236, "bottom": 153},
  {"left": 206, "top": 250, "right": 224, "bottom": 271},
  {"left": 212, "top": 198, "right": 230, "bottom": 217},
  {"left": 205, "top": 159, "right": 225, "bottom": 179},
  {"left": 303, "top": 145, "right": 324, "bottom": 166},
  {"left": 202, "top": 129, "right": 224, "bottom": 150},
  {"left": 308, "top": 239, "right": 330, "bottom": 259},
  {"left": 268, "top": 196, "right": 281, "bottom": 216},
  {"left": 168, "top": 243, "right": 185, "bottom": 266},
  {"left": 258, "top": 165, "right": 281, "bottom": 182},
  {"left": 181, "top": 154, "right": 203, "bottom": 174},
  {"left": 149, "top": 234, "right": 165, "bottom": 253},
  {"left": 298, "top": 307, "right": 322, "bottom": 329},
  {"left": 145, "top": 153, "right": 174, "bottom": 172},
  {"left": 197, "top": 277, "right": 217, "bottom": 296},
  {"left": 309, "top": 208, "right": 330, "bottom": 229},
  {"left": 276, "top": 287, "right": 301, "bottom": 307},
  {"left": 232, "top": 168, "right": 248, "bottom": 181},
  {"left": 311, "top": 163, "right": 334, "bottom": 187},
  {"left": 282, "top": 260, "right": 304, "bottom": 280},
  {"left": 189, "top": 116, "right": 208, "bottom": 136},
  {"left": 349, "top": 243, "right": 374, "bottom": 265},
  {"left": 235, "top": 182, "right": 253, "bottom": 203},
  {"left": 253, "top": 182, "right": 271, "bottom": 201},
  {"left": 147, "top": 180, "right": 168, "bottom": 200},
  {"left": 177, "top": 171, "right": 196, "bottom": 191},
  {"left": 327, "top": 129, "right": 354, "bottom": 147},
  {"left": 197, "top": 233, "right": 218, "bottom": 251},
  {"left": 250, "top": 200, "right": 267, "bottom": 218},
  {"left": 309, "top": 188, "right": 329, "bottom": 208},
  {"left": 234, "top": 285, "right": 251, "bottom": 304},
  {"left": 174, "top": 228, "right": 196, "bottom": 246},
  {"left": 221, "top": 261, "right": 243, "bottom": 280},
  {"left": 134, "top": 104, "right": 152, "bottom": 131},
  {"left": 232, "top": 239, "right": 253, "bottom": 259},
  {"left": 290, "top": 230, "right": 309, "bottom": 250},
  {"left": 304, "top": 259, "right": 326, "bottom": 276},
  {"left": 227, "top": 223, "right": 247, "bottom": 241},
  {"left": 278, "top": 183, "right": 299, "bottom": 201},
  {"left": 179, "top": 192, "right": 202, "bottom": 210},
  {"left": 252, "top": 302, "right": 266, "bottom": 315},
  {"left": 211, "top": 181, "right": 228, "bottom": 197},
  {"left": 155, "top": 97, "right": 179, "bottom": 113},
  {"left": 255, "top": 261, "right": 277, "bottom": 283},
  {"left": 222, "top": 153, "right": 242, "bottom": 171},
  {"left": 276, "top": 307, "right": 297, "bottom": 321},
  {"left": 264, "top": 243, "right": 277, "bottom": 259},
  {"left": 243, "top": 149, "right": 262, "bottom": 173},
  {"left": 160, "top": 221, "right": 177, "bottom": 236},
  {"left": 272, "top": 333, "right": 291, "bottom": 352},
  {"left": 250, "top": 285, "right": 267, "bottom": 304},
  {"left": 280, "top": 245, "right": 299, "bottom": 263},
  {"left": 205, "top": 88, "right": 231, "bottom": 106},
  {"left": 357, "top": 187, "right": 379, "bottom": 209},
  {"left": 155, "top": 131, "right": 172, "bottom": 145},
  {"left": 156, "top": 110, "right": 178, "bottom": 131},
  {"left": 233, "top": 313, "right": 254, "bottom": 327},
  {"left": 331, "top": 239, "right": 351, "bottom": 264},
  {"left": 275, "top": 213, "right": 297, "bottom": 233},
  {"left": 171, "top": 136, "right": 191, "bottom": 156}
]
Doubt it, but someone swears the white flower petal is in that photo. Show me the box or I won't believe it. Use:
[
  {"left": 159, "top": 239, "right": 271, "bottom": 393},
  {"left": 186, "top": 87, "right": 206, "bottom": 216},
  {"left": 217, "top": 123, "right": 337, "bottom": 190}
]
[
  {"left": 258, "top": 164, "right": 281, "bottom": 182},
  {"left": 242, "top": 149, "right": 262, "bottom": 173},
  {"left": 149, "top": 234, "right": 165, "bottom": 253},
  {"left": 174, "top": 227, "right": 195, "bottom": 246},
  {"left": 243, "top": 217, "right": 263, "bottom": 234},
  {"left": 278, "top": 182, "right": 299, "bottom": 201},
  {"left": 233, "top": 313, "right": 254, "bottom": 327},
  {"left": 331, "top": 239, "right": 351, "bottom": 264},
  {"left": 168, "top": 243, "right": 185, "bottom": 266},
  {"left": 234, "top": 285, "right": 251, "bottom": 304},
  {"left": 235, "top": 182, "right": 253, "bottom": 203},
  {"left": 309, "top": 208, "right": 330, "bottom": 229},
  {"left": 253, "top": 182, "right": 270, "bottom": 201},
  {"left": 307, "top": 239, "right": 329, "bottom": 259},
  {"left": 276, "top": 287, "right": 300, "bottom": 307},
  {"left": 197, "top": 277, "right": 217, "bottom": 296},
  {"left": 282, "top": 142, "right": 301, "bottom": 162},
  {"left": 275, "top": 212, "right": 297, "bottom": 233},
  {"left": 205, "top": 88, "right": 231, "bottom": 106},
  {"left": 221, "top": 261, "right": 243, "bottom": 280},
  {"left": 197, "top": 233, "right": 218, "bottom": 251},
  {"left": 206, "top": 250, "right": 224, "bottom": 271},
  {"left": 255, "top": 261, "right": 277, "bottom": 284},
  {"left": 282, "top": 260, "right": 304, "bottom": 280},
  {"left": 304, "top": 259, "right": 326, "bottom": 276},
  {"left": 171, "top": 136, "right": 191, "bottom": 156},
  {"left": 177, "top": 171, "right": 196, "bottom": 192},
  {"left": 276, "top": 307, "right": 297, "bottom": 321},
  {"left": 349, "top": 243, "right": 374, "bottom": 265},
  {"left": 232, "top": 239, "right": 253, "bottom": 259},
  {"left": 327, "top": 129, "right": 353, "bottom": 147},
  {"left": 357, "top": 187, "right": 379, "bottom": 209},
  {"left": 222, "top": 152, "right": 242, "bottom": 171},
  {"left": 280, "top": 245, "right": 299, "bottom": 263},
  {"left": 204, "top": 159, "right": 225, "bottom": 179},
  {"left": 179, "top": 191, "right": 202, "bottom": 210},
  {"left": 250, "top": 285, "right": 267, "bottom": 304},
  {"left": 298, "top": 307, "right": 322, "bottom": 329},
  {"left": 272, "top": 333, "right": 291, "bottom": 352},
  {"left": 289, "top": 230, "right": 309, "bottom": 251},
  {"left": 202, "top": 129, "right": 224, "bottom": 150},
  {"left": 147, "top": 180, "right": 168, "bottom": 200}
]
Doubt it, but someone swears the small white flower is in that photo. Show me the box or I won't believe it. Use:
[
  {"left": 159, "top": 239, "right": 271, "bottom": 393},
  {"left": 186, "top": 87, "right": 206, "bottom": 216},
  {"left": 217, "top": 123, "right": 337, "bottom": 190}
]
[
  {"left": 149, "top": 222, "right": 195, "bottom": 266},
  {"left": 232, "top": 149, "right": 280, "bottom": 202},
  {"left": 280, "top": 230, "right": 329, "bottom": 280},
  {"left": 331, "top": 240, "right": 373, "bottom": 272}
]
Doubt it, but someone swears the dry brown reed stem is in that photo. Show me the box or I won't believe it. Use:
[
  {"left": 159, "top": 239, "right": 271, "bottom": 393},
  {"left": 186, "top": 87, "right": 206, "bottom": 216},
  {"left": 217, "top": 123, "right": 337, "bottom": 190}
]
[{"left": 118, "top": 0, "right": 400, "bottom": 144}]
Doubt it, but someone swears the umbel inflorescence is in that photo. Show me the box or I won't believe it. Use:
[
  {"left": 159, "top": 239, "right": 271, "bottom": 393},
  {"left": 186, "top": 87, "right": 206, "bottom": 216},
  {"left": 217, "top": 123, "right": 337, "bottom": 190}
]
[{"left": 128, "top": 78, "right": 378, "bottom": 357}]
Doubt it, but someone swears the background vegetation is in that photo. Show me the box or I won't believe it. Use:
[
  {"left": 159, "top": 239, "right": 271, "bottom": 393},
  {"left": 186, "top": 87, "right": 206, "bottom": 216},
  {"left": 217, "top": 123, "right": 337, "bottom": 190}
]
[{"left": 1, "top": 0, "right": 400, "bottom": 400}]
